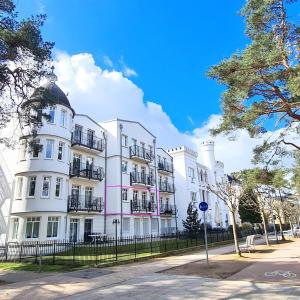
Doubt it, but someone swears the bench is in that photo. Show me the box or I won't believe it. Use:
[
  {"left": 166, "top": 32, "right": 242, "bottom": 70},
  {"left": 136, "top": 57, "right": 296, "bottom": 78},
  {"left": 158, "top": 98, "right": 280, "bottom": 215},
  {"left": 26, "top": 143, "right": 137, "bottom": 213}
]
[{"left": 240, "top": 235, "right": 255, "bottom": 253}]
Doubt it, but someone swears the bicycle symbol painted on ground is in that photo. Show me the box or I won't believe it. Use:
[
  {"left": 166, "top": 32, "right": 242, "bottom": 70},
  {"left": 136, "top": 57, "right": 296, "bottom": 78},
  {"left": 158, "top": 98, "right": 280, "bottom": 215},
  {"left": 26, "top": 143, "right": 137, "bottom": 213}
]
[{"left": 264, "top": 270, "right": 297, "bottom": 279}]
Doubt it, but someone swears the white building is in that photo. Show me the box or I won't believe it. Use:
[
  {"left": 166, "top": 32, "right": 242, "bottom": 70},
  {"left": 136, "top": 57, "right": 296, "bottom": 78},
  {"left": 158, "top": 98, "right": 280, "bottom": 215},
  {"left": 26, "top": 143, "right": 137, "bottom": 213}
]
[
  {"left": 1, "top": 74, "right": 229, "bottom": 243},
  {"left": 168, "top": 141, "right": 229, "bottom": 231}
]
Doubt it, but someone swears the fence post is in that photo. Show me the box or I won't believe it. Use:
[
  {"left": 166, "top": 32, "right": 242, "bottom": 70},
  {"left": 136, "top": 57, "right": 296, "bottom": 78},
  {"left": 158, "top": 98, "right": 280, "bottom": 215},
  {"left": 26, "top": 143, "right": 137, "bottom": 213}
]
[
  {"left": 134, "top": 235, "right": 137, "bottom": 259},
  {"left": 52, "top": 241, "right": 56, "bottom": 265},
  {"left": 19, "top": 242, "right": 23, "bottom": 262},
  {"left": 72, "top": 241, "right": 76, "bottom": 265},
  {"left": 115, "top": 236, "right": 118, "bottom": 261},
  {"left": 176, "top": 233, "right": 179, "bottom": 249},
  {"left": 150, "top": 234, "right": 153, "bottom": 255},
  {"left": 35, "top": 242, "right": 39, "bottom": 264}
]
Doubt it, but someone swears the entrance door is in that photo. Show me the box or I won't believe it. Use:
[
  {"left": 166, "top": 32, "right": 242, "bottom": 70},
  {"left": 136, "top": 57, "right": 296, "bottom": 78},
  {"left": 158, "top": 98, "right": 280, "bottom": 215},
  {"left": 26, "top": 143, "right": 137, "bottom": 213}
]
[
  {"left": 84, "top": 219, "right": 93, "bottom": 243},
  {"left": 69, "top": 218, "right": 79, "bottom": 242},
  {"left": 134, "top": 218, "right": 140, "bottom": 236},
  {"left": 143, "top": 219, "right": 149, "bottom": 236}
]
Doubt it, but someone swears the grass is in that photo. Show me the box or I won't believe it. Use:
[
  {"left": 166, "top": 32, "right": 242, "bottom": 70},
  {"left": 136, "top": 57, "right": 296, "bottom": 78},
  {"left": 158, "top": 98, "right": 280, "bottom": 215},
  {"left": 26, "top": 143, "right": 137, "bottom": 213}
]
[{"left": 0, "top": 262, "right": 88, "bottom": 272}]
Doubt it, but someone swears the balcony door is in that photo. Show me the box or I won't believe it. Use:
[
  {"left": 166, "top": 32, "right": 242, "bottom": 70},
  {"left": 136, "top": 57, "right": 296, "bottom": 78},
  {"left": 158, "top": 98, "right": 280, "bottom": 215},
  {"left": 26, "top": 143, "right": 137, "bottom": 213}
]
[
  {"left": 142, "top": 191, "right": 147, "bottom": 210},
  {"left": 73, "top": 154, "right": 81, "bottom": 174},
  {"left": 87, "top": 129, "right": 94, "bottom": 148},
  {"left": 134, "top": 218, "right": 140, "bottom": 236},
  {"left": 84, "top": 219, "right": 93, "bottom": 243},
  {"left": 85, "top": 187, "right": 93, "bottom": 208},
  {"left": 143, "top": 219, "right": 149, "bottom": 236},
  {"left": 74, "top": 125, "right": 82, "bottom": 143},
  {"left": 141, "top": 166, "right": 146, "bottom": 183},
  {"left": 71, "top": 185, "right": 80, "bottom": 207},
  {"left": 69, "top": 218, "right": 79, "bottom": 242}
]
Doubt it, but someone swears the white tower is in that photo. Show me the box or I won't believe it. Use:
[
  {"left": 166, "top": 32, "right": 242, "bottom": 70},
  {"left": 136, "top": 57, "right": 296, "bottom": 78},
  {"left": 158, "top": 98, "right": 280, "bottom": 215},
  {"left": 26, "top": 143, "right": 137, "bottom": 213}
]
[{"left": 9, "top": 72, "right": 75, "bottom": 241}]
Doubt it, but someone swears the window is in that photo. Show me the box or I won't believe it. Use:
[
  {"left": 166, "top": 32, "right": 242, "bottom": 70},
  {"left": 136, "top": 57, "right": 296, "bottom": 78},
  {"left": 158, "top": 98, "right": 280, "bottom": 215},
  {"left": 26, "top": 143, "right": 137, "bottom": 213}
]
[
  {"left": 122, "top": 188, "right": 128, "bottom": 201},
  {"left": 60, "top": 110, "right": 66, "bottom": 127},
  {"left": 47, "top": 217, "right": 59, "bottom": 238},
  {"left": 202, "top": 190, "right": 206, "bottom": 202},
  {"left": 57, "top": 142, "right": 64, "bottom": 161},
  {"left": 32, "top": 139, "right": 40, "bottom": 158},
  {"left": 150, "top": 193, "right": 155, "bottom": 203},
  {"left": 16, "top": 177, "right": 23, "bottom": 199},
  {"left": 11, "top": 218, "right": 19, "bottom": 239},
  {"left": 123, "top": 218, "right": 130, "bottom": 232},
  {"left": 191, "top": 192, "right": 197, "bottom": 203},
  {"left": 28, "top": 176, "right": 36, "bottom": 197},
  {"left": 48, "top": 106, "right": 55, "bottom": 123},
  {"left": 36, "top": 109, "right": 43, "bottom": 123},
  {"left": 204, "top": 171, "right": 208, "bottom": 183},
  {"left": 25, "top": 217, "right": 40, "bottom": 238},
  {"left": 42, "top": 176, "right": 51, "bottom": 197},
  {"left": 133, "top": 190, "right": 138, "bottom": 200},
  {"left": 45, "top": 139, "right": 54, "bottom": 159},
  {"left": 188, "top": 167, "right": 195, "bottom": 179},
  {"left": 55, "top": 178, "right": 62, "bottom": 198},
  {"left": 121, "top": 135, "right": 128, "bottom": 147},
  {"left": 122, "top": 160, "right": 128, "bottom": 173},
  {"left": 20, "top": 142, "right": 27, "bottom": 161},
  {"left": 151, "top": 219, "right": 158, "bottom": 233},
  {"left": 132, "top": 138, "right": 137, "bottom": 146}
]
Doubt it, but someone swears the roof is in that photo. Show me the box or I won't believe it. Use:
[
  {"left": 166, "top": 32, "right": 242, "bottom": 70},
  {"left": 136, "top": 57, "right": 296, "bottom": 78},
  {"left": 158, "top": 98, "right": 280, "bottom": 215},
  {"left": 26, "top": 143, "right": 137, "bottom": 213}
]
[{"left": 29, "top": 81, "right": 74, "bottom": 113}]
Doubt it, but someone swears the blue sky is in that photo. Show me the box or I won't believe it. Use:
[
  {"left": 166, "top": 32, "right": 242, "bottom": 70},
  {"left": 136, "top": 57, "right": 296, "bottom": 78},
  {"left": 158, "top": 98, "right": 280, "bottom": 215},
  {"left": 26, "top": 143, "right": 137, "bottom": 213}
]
[{"left": 16, "top": 0, "right": 300, "bottom": 133}]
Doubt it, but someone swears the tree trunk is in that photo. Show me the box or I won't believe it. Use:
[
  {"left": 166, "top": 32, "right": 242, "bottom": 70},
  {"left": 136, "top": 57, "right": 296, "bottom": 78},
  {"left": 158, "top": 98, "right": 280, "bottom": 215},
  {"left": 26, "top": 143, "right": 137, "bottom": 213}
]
[
  {"left": 289, "top": 218, "right": 295, "bottom": 237},
  {"left": 261, "top": 210, "right": 270, "bottom": 246},
  {"left": 278, "top": 217, "right": 285, "bottom": 241},
  {"left": 230, "top": 211, "right": 241, "bottom": 256}
]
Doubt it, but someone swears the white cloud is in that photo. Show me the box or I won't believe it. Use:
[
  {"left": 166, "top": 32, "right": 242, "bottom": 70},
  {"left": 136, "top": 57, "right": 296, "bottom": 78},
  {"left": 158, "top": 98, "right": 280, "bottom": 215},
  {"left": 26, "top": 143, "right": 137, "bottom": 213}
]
[
  {"left": 51, "top": 52, "right": 298, "bottom": 173},
  {"left": 103, "top": 55, "right": 113, "bottom": 68}
]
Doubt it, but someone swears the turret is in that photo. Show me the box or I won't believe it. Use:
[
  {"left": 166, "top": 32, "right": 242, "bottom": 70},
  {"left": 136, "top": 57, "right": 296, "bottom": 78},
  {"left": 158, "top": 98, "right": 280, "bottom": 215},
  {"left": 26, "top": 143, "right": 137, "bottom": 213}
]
[{"left": 200, "top": 141, "right": 216, "bottom": 172}]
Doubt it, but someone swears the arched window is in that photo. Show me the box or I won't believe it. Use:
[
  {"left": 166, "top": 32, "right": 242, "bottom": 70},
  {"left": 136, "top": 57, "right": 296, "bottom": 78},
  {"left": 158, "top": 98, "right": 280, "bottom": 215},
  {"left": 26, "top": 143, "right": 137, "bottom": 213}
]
[{"left": 204, "top": 171, "right": 208, "bottom": 183}]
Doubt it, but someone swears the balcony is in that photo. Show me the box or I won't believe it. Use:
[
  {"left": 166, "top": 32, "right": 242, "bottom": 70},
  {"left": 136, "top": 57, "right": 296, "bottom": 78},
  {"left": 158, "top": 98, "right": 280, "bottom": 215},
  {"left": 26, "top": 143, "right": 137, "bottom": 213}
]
[
  {"left": 160, "top": 204, "right": 176, "bottom": 215},
  {"left": 131, "top": 199, "right": 156, "bottom": 213},
  {"left": 130, "top": 172, "right": 154, "bottom": 187},
  {"left": 158, "top": 161, "right": 173, "bottom": 174},
  {"left": 129, "top": 145, "right": 153, "bottom": 163},
  {"left": 71, "top": 131, "right": 104, "bottom": 153},
  {"left": 68, "top": 195, "right": 103, "bottom": 212},
  {"left": 69, "top": 162, "right": 104, "bottom": 181},
  {"left": 159, "top": 182, "right": 175, "bottom": 194}
]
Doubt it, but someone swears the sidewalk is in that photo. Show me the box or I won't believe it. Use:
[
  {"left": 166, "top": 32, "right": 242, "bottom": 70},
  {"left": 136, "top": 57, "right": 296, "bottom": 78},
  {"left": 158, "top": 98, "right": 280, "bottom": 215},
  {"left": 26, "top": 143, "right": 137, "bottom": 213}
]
[{"left": 0, "top": 238, "right": 299, "bottom": 299}]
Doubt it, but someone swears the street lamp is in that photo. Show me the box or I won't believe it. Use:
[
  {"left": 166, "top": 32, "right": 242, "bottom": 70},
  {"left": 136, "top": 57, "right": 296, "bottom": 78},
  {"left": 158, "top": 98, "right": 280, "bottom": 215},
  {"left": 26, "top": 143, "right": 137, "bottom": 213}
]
[{"left": 112, "top": 218, "right": 120, "bottom": 261}]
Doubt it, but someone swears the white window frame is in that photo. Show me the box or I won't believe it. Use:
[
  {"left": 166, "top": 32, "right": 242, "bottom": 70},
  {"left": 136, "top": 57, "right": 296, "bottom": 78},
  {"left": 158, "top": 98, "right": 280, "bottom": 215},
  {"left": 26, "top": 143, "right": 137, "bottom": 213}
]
[
  {"left": 45, "top": 139, "right": 54, "bottom": 159},
  {"left": 28, "top": 176, "right": 36, "bottom": 197},
  {"left": 19, "top": 141, "right": 27, "bottom": 161},
  {"left": 42, "top": 176, "right": 51, "bottom": 198},
  {"left": 48, "top": 106, "right": 56, "bottom": 124},
  {"left": 25, "top": 217, "right": 40, "bottom": 239},
  {"left": 16, "top": 177, "right": 23, "bottom": 199},
  {"left": 122, "top": 188, "right": 128, "bottom": 201},
  {"left": 57, "top": 141, "right": 64, "bottom": 161},
  {"left": 11, "top": 218, "right": 19, "bottom": 240},
  {"left": 123, "top": 217, "right": 130, "bottom": 233},
  {"left": 31, "top": 139, "right": 40, "bottom": 159},
  {"left": 47, "top": 216, "right": 59, "bottom": 238},
  {"left": 55, "top": 177, "right": 62, "bottom": 198},
  {"left": 121, "top": 135, "right": 128, "bottom": 147},
  {"left": 60, "top": 110, "right": 67, "bottom": 127},
  {"left": 122, "top": 160, "right": 128, "bottom": 173}
]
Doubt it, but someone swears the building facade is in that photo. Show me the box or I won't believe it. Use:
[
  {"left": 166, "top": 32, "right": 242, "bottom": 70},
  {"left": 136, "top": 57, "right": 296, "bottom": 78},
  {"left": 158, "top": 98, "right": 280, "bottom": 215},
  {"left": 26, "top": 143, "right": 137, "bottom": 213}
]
[{"left": 3, "top": 76, "right": 229, "bottom": 243}]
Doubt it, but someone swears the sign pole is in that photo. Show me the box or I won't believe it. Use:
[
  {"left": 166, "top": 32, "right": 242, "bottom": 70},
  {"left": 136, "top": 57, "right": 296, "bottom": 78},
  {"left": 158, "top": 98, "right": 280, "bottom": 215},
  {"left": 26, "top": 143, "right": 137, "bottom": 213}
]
[
  {"left": 199, "top": 201, "right": 209, "bottom": 264},
  {"left": 203, "top": 210, "right": 209, "bottom": 264}
]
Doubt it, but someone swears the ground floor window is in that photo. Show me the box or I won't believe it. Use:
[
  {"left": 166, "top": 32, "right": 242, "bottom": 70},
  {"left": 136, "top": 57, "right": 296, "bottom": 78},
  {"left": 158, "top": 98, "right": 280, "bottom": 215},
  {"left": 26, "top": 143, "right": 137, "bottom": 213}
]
[
  {"left": 25, "top": 217, "right": 40, "bottom": 238},
  {"left": 151, "top": 218, "right": 158, "bottom": 233},
  {"left": 123, "top": 217, "right": 130, "bottom": 233},
  {"left": 47, "top": 217, "right": 59, "bottom": 238},
  {"left": 11, "top": 218, "right": 19, "bottom": 239},
  {"left": 70, "top": 218, "right": 79, "bottom": 242}
]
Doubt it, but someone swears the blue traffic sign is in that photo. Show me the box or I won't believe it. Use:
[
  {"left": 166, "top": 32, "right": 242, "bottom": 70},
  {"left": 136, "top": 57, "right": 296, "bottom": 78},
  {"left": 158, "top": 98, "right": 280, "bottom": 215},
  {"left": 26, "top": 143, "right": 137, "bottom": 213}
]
[{"left": 199, "top": 201, "right": 208, "bottom": 212}]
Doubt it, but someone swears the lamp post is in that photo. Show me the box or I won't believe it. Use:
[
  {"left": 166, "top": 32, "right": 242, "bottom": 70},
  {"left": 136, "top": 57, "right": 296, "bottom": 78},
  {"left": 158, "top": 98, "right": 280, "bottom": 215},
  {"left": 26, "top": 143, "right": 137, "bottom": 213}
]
[{"left": 113, "top": 218, "right": 120, "bottom": 261}]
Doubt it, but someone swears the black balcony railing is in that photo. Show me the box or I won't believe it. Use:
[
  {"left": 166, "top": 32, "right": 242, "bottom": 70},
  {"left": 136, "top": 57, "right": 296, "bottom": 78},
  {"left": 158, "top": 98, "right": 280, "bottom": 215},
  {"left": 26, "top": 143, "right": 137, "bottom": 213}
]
[
  {"left": 69, "top": 162, "right": 104, "bottom": 181},
  {"left": 159, "top": 182, "right": 175, "bottom": 193},
  {"left": 131, "top": 199, "right": 156, "bottom": 213},
  {"left": 68, "top": 195, "right": 103, "bottom": 212},
  {"left": 129, "top": 145, "right": 153, "bottom": 161},
  {"left": 158, "top": 161, "right": 173, "bottom": 173},
  {"left": 160, "top": 204, "right": 176, "bottom": 215},
  {"left": 71, "top": 131, "right": 104, "bottom": 152},
  {"left": 130, "top": 172, "right": 154, "bottom": 186}
]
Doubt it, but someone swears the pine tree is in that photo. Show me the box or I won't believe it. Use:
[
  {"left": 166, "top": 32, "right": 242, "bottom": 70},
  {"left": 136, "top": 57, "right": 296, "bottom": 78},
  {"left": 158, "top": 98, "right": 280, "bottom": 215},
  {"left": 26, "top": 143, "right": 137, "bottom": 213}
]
[{"left": 182, "top": 202, "right": 201, "bottom": 234}]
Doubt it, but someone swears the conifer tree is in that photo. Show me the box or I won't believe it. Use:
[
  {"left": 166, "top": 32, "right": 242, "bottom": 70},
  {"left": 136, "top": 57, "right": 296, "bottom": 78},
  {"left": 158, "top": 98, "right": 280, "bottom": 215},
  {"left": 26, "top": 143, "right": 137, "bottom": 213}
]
[{"left": 182, "top": 202, "right": 201, "bottom": 234}]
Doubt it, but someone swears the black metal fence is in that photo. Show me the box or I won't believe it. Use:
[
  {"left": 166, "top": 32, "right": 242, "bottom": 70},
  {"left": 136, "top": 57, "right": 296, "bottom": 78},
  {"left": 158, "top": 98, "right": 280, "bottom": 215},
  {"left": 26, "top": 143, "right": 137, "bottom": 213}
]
[{"left": 0, "top": 230, "right": 255, "bottom": 266}]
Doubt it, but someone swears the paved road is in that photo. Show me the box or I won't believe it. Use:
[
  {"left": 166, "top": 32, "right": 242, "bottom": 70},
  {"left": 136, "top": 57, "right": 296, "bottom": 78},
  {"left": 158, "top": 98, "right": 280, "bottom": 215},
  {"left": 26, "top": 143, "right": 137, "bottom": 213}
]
[{"left": 0, "top": 239, "right": 300, "bottom": 299}]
